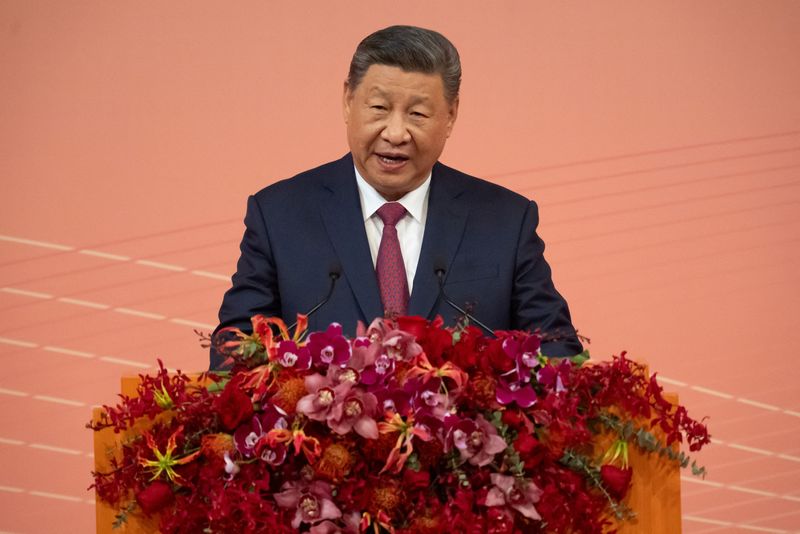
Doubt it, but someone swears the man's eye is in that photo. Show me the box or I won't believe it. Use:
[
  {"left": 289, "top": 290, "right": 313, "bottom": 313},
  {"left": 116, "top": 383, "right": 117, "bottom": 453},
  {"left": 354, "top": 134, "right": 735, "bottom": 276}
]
[
  {"left": 371, "top": 105, "right": 386, "bottom": 111},
  {"left": 411, "top": 111, "right": 427, "bottom": 118}
]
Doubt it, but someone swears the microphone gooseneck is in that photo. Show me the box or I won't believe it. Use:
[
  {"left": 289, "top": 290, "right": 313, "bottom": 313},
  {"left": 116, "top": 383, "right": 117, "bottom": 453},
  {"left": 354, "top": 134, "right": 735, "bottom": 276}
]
[
  {"left": 433, "top": 264, "right": 495, "bottom": 337},
  {"left": 287, "top": 265, "right": 341, "bottom": 332}
]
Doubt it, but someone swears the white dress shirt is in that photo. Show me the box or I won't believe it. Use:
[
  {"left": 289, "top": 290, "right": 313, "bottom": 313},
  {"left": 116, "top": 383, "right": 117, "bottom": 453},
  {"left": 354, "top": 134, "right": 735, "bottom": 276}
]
[{"left": 354, "top": 166, "right": 430, "bottom": 293}]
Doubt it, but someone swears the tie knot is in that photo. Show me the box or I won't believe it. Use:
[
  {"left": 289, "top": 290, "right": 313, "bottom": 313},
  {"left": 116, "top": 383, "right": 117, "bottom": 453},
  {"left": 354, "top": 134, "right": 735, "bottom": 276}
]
[{"left": 376, "top": 202, "right": 407, "bottom": 227}]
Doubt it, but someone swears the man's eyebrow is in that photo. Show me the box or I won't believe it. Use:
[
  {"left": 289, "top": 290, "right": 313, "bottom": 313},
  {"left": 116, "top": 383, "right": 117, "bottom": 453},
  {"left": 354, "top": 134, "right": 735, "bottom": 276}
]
[
  {"left": 407, "top": 95, "right": 432, "bottom": 106},
  {"left": 366, "top": 87, "right": 432, "bottom": 105},
  {"left": 367, "top": 87, "right": 390, "bottom": 98}
]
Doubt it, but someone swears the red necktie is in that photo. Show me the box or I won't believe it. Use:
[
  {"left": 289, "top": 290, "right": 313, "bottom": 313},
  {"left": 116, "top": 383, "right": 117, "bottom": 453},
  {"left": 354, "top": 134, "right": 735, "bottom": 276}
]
[{"left": 375, "top": 202, "right": 409, "bottom": 316}]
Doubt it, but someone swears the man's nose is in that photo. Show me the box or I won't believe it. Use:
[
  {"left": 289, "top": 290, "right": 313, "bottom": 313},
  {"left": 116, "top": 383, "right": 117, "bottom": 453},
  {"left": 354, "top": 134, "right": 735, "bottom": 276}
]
[{"left": 380, "top": 112, "right": 411, "bottom": 145}]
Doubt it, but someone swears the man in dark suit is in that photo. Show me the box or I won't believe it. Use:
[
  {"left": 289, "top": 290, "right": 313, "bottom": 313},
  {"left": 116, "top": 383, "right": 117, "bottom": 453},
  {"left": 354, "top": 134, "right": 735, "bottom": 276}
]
[{"left": 211, "top": 25, "right": 581, "bottom": 369}]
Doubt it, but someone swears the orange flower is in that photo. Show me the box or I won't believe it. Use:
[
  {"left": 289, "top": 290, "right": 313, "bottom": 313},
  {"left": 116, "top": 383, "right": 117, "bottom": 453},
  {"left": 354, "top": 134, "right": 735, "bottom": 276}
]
[
  {"left": 378, "top": 413, "right": 431, "bottom": 474},
  {"left": 267, "top": 427, "right": 322, "bottom": 464},
  {"left": 271, "top": 376, "right": 308, "bottom": 414},
  {"left": 200, "top": 433, "right": 235, "bottom": 460},
  {"left": 367, "top": 478, "right": 403, "bottom": 518},
  {"left": 406, "top": 352, "right": 467, "bottom": 393},
  {"left": 314, "top": 442, "right": 354, "bottom": 483}
]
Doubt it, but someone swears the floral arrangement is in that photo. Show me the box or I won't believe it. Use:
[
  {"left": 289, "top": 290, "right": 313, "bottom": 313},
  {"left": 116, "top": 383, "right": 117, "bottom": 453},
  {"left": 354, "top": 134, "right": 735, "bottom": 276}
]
[{"left": 90, "top": 315, "right": 709, "bottom": 533}]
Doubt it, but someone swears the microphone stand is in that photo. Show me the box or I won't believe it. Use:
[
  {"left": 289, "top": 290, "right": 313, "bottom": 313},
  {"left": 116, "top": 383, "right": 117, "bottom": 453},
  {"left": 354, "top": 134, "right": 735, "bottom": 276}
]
[
  {"left": 287, "top": 270, "right": 340, "bottom": 334},
  {"left": 434, "top": 268, "right": 495, "bottom": 337}
]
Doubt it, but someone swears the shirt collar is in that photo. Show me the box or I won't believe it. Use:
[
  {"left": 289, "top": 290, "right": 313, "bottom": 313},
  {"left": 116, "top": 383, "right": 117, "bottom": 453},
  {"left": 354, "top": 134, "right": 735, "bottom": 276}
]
[{"left": 354, "top": 165, "right": 431, "bottom": 223}]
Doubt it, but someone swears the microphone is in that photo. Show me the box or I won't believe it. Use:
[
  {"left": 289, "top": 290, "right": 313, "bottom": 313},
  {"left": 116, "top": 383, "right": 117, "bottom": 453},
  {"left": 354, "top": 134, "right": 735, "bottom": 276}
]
[
  {"left": 432, "top": 259, "right": 495, "bottom": 337},
  {"left": 287, "top": 262, "right": 341, "bottom": 332}
]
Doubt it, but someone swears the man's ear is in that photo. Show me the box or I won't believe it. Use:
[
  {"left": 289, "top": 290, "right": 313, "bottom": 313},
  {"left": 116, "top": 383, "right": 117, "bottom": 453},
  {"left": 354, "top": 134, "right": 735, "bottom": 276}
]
[
  {"left": 342, "top": 80, "right": 352, "bottom": 123},
  {"left": 446, "top": 96, "right": 459, "bottom": 138}
]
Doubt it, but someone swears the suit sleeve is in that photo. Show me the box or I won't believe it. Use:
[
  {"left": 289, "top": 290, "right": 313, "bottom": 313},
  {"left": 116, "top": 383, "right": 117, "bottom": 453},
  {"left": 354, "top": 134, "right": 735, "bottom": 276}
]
[
  {"left": 511, "top": 201, "right": 583, "bottom": 357},
  {"left": 210, "top": 195, "right": 281, "bottom": 369}
]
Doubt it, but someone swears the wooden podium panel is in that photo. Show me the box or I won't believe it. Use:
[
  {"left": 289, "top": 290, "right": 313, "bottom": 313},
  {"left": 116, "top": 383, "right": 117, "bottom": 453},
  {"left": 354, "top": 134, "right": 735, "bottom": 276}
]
[
  {"left": 616, "top": 407, "right": 682, "bottom": 534},
  {"left": 93, "top": 376, "right": 682, "bottom": 533}
]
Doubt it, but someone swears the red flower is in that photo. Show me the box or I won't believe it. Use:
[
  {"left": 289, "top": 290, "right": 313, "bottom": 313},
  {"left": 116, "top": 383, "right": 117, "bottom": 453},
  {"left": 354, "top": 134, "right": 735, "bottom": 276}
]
[
  {"left": 449, "top": 326, "right": 482, "bottom": 370},
  {"left": 135, "top": 481, "right": 174, "bottom": 515},
  {"left": 600, "top": 464, "right": 633, "bottom": 500},
  {"left": 402, "top": 468, "right": 430, "bottom": 489},
  {"left": 214, "top": 375, "right": 254, "bottom": 431},
  {"left": 397, "top": 316, "right": 428, "bottom": 340},
  {"left": 514, "top": 433, "right": 547, "bottom": 470},
  {"left": 397, "top": 315, "right": 452, "bottom": 365},
  {"left": 501, "top": 409, "right": 524, "bottom": 428},
  {"left": 481, "top": 339, "right": 515, "bottom": 374}
]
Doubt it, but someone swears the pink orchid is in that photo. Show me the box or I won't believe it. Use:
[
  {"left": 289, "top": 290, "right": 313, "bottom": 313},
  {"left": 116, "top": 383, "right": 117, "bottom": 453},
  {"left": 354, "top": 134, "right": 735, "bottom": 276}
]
[
  {"left": 274, "top": 480, "right": 341, "bottom": 529},
  {"left": 484, "top": 474, "right": 543, "bottom": 520},
  {"left": 326, "top": 386, "right": 379, "bottom": 439},
  {"left": 381, "top": 328, "right": 423, "bottom": 362},
  {"left": 448, "top": 414, "right": 507, "bottom": 467},
  {"left": 309, "top": 512, "right": 360, "bottom": 534},
  {"left": 296, "top": 373, "right": 342, "bottom": 422}
]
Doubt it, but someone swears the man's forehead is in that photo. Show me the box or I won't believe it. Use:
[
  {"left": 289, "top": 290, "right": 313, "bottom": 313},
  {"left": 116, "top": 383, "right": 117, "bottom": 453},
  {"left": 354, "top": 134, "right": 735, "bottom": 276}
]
[{"left": 357, "top": 66, "right": 444, "bottom": 98}]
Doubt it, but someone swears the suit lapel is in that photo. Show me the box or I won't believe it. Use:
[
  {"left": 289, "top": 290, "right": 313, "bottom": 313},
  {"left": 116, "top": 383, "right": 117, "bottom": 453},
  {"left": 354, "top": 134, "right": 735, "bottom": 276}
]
[
  {"left": 319, "top": 155, "right": 384, "bottom": 323},
  {"left": 409, "top": 163, "right": 469, "bottom": 319}
]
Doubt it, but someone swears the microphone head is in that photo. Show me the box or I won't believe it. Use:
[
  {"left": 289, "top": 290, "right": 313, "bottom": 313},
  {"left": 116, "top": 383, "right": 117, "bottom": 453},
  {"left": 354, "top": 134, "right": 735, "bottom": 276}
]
[
  {"left": 433, "top": 257, "right": 447, "bottom": 277},
  {"left": 329, "top": 261, "right": 342, "bottom": 279}
]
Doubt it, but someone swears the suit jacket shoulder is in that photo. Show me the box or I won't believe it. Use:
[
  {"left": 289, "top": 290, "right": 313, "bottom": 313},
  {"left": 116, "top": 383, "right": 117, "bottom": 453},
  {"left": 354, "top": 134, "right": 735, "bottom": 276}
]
[
  {"left": 252, "top": 155, "right": 353, "bottom": 205},
  {"left": 434, "top": 161, "right": 532, "bottom": 205}
]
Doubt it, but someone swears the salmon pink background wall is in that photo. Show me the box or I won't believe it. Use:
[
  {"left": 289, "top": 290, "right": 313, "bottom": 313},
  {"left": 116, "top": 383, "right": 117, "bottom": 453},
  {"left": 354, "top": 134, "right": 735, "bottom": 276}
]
[{"left": 1, "top": 2, "right": 799, "bottom": 532}]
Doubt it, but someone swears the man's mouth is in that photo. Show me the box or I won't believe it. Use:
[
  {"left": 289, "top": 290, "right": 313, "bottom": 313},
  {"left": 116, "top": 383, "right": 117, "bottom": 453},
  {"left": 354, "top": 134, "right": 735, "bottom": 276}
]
[{"left": 376, "top": 153, "right": 409, "bottom": 166}]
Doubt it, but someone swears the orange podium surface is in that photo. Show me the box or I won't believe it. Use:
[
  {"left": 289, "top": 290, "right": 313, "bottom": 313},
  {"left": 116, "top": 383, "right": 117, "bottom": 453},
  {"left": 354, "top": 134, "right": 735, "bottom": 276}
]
[{"left": 93, "top": 375, "right": 682, "bottom": 533}]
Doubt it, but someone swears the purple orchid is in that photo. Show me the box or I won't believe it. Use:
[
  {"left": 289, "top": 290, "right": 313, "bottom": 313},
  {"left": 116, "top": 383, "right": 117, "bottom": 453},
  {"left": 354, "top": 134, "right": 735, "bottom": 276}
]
[
  {"left": 484, "top": 474, "right": 543, "bottom": 520},
  {"left": 308, "top": 323, "right": 351, "bottom": 367},
  {"left": 496, "top": 335, "right": 543, "bottom": 408},
  {"left": 233, "top": 405, "right": 289, "bottom": 466},
  {"left": 274, "top": 480, "right": 342, "bottom": 529},
  {"left": 448, "top": 414, "right": 507, "bottom": 467},
  {"left": 359, "top": 351, "right": 397, "bottom": 387},
  {"left": 502, "top": 335, "right": 543, "bottom": 374},
  {"left": 373, "top": 387, "right": 411, "bottom": 417},
  {"left": 409, "top": 377, "right": 450, "bottom": 419},
  {"left": 274, "top": 340, "right": 311, "bottom": 370},
  {"left": 495, "top": 378, "right": 538, "bottom": 408},
  {"left": 537, "top": 359, "right": 572, "bottom": 394},
  {"left": 343, "top": 334, "right": 401, "bottom": 389}
]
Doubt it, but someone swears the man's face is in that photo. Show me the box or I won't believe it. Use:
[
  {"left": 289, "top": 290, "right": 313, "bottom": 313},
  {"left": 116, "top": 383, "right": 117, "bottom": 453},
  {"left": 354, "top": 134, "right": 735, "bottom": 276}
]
[{"left": 343, "top": 64, "right": 459, "bottom": 201}]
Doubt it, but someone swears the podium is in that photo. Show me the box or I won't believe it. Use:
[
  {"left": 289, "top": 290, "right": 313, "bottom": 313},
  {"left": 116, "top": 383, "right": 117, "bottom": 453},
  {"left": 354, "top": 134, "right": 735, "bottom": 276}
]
[{"left": 93, "top": 375, "right": 682, "bottom": 533}]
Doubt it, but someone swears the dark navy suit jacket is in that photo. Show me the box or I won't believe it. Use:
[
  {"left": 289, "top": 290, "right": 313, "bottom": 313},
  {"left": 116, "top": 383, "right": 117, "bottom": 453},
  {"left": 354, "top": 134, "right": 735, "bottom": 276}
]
[{"left": 211, "top": 154, "right": 581, "bottom": 369}]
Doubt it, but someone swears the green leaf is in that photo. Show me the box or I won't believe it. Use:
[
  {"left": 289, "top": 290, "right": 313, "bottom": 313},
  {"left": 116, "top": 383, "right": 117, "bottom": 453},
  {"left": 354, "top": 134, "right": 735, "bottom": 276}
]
[
  {"left": 636, "top": 429, "right": 659, "bottom": 451},
  {"left": 570, "top": 350, "right": 591, "bottom": 366},
  {"left": 405, "top": 453, "right": 421, "bottom": 471},
  {"left": 207, "top": 377, "right": 229, "bottom": 393},
  {"left": 691, "top": 461, "right": 707, "bottom": 478}
]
